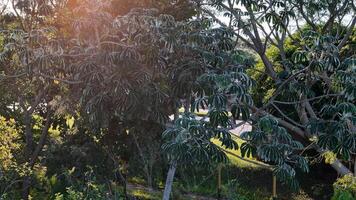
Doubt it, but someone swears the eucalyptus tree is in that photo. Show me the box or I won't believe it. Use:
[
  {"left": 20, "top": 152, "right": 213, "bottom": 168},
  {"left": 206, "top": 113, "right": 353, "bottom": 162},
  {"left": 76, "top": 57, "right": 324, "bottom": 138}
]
[{"left": 190, "top": 0, "right": 355, "bottom": 180}]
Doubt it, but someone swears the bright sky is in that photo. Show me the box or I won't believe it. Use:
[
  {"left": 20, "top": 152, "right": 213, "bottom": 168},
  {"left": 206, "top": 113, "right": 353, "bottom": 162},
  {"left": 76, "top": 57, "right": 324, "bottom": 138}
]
[{"left": 2, "top": 0, "right": 353, "bottom": 36}]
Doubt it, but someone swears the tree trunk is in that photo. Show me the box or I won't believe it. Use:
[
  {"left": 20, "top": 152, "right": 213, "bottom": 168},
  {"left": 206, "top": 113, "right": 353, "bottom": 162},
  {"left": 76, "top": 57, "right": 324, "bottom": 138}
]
[
  {"left": 22, "top": 112, "right": 52, "bottom": 200},
  {"left": 108, "top": 150, "right": 128, "bottom": 199},
  {"left": 147, "top": 171, "right": 153, "bottom": 191},
  {"left": 22, "top": 177, "right": 31, "bottom": 200},
  {"left": 259, "top": 53, "right": 279, "bottom": 83},
  {"left": 116, "top": 169, "right": 128, "bottom": 200},
  {"left": 354, "top": 157, "right": 356, "bottom": 177},
  {"left": 329, "top": 157, "right": 352, "bottom": 176},
  {"left": 252, "top": 105, "right": 352, "bottom": 176},
  {"left": 184, "top": 97, "right": 190, "bottom": 114},
  {"left": 162, "top": 106, "right": 179, "bottom": 200},
  {"left": 131, "top": 131, "right": 154, "bottom": 190},
  {"left": 24, "top": 112, "right": 33, "bottom": 159},
  {"left": 22, "top": 112, "right": 33, "bottom": 200},
  {"left": 162, "top": 161, "right": 177, "bottom": 200},
  {"left": 29, "top": 113, "right": 52, "bottom": 167}
]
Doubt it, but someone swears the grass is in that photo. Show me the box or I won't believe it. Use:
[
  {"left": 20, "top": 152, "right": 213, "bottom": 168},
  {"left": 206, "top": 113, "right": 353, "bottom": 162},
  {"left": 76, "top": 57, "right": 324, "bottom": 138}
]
[
  {"left": 211, "top": 136, "right": 266, "bottom": 169},
  {"left": 180, "top": 107, "right": 266, "bottom": 168},
  {"left": 179, "top": 107, "right": 264, "bottom": 168},
  {"left": 130, "top": 189, "right": 161, "bottom": 200}
]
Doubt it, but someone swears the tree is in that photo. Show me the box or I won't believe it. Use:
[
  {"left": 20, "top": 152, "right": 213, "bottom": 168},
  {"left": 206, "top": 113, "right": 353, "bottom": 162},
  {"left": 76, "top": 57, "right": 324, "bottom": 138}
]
[
  {"left": 159, "top": 14, "right": 308, "bottom": 199},
  {"left": 63, "top": 0, "right": 195, "bottom": 25},
  {"left": 160, "top": 18, "right": 254, "bottom": 198},
  {"left": 110, "top": 0, "right": 196, "bottom": 20},
  {"left": 0, "top": 0, "right": 69, "bottom": 198},
  {"left": 192, "top": 0, "right": 355, "bottom": 184},
  {"left": 1, "top": 0, "right": 354, "bottom": 198},
  {"left": 1, "top": 0, "right": 195, "bottom": 198},
  {"left": 45, "top": 1, "right": 196, "bottom": 198}
]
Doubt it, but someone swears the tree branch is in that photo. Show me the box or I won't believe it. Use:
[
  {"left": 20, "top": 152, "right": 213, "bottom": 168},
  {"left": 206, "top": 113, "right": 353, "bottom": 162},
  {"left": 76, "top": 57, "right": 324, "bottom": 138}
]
[
  {"left": 337, "top": 17, "right": 356, "bottom": 50},
  {"left": 273, "top": 94, "right": 341, "bottom": 105},
  {"left": 29, "top": 111, "right": 52, "bottom": 167}
]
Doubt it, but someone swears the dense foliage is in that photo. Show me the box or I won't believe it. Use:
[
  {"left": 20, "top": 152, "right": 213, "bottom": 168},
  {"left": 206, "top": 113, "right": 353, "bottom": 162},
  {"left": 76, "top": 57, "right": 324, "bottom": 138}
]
[
  {"left": 0, "top": 0, "right": 355, "bottom": 199},
  {"left": 200, "top": 0, "right": 356, "bottom": 182}
]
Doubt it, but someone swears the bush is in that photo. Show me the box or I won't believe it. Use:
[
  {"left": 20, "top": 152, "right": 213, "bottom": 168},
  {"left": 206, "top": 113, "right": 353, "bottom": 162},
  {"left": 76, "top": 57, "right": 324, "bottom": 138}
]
[
  {"left": 51, "top": 167, "right": 123, "bottom": 200},
  {"left": 331, "top": 174, "right": 356, "bottom": 200}
]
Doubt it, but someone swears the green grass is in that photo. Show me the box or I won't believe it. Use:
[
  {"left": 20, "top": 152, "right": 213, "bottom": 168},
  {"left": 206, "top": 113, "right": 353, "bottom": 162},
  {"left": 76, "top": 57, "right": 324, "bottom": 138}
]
[
  {"left": 179, "top": 107, "right": 265, "bottom": 168},
  {"left": 130, "top": 189, "right": 161, "bottom": 200},
  {"left": 128, "top": 185, "right": 194, "bottom": 200},
  {"left": 211, "top": 136, "right": 266, "bottom": 168},
  {"left": 180, "top": 107, "right": 267, "bottom": 168}
]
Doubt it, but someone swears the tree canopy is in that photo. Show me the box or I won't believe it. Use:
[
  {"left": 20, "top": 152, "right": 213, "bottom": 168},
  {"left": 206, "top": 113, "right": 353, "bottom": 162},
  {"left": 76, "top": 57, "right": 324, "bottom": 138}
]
[{"left": 0, "top": 0, "right": 355, "bottom": 199}]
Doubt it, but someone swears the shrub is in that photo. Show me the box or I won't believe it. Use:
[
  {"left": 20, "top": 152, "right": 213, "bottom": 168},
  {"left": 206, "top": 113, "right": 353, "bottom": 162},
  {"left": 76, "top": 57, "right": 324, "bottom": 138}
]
[{"left": 331, "top": 174, "right": 356, "bottom": 200}]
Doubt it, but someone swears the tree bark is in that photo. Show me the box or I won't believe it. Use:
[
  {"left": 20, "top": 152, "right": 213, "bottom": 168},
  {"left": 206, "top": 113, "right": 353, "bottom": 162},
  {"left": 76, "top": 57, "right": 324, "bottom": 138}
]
[
  {"left": 279, "top": 115, "right": 352, "bottom": 175},
  {"left": 132, "top": 132, "right": 154, "bottom": 190},
  {"left": 116, "top": 168, "right": 128, "bottom": 200},
  {"left": 22, "top": 177, "right": 31, "bottom": 200},
  {"left": 162, "top": 161, "right": 177, "bottom": 200},
  {"left": 22, "top": 111, "right": 52, "bottom": 200},
  {"left": 354, "top": 156, "right": 356, "bottom": 177},
  {"left": 259, "top": 53, "right": 279, "bottom": 82},
  {"left": 329, "top": 158, "right": 353, "bottom": 176},
  {"left": 252, "top": 105, "right": 352, "bottom": 175},
  {"left": 22, "top": 112, "right": 33, "bottom": 200},
  {"left": 29, "top": 112, "right": 52, "bottom": 167},
  {"left": 24, "top": 112, "right": 33, "bottom": 159}
]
